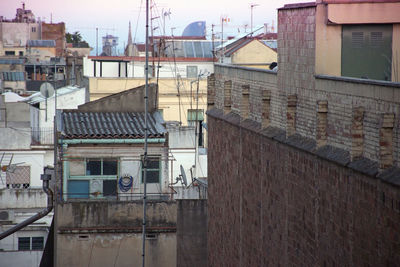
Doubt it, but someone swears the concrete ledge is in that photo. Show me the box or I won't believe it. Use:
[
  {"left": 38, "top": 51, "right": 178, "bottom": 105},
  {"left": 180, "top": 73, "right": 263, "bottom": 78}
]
[
  {"left": 208, "top": 108, "right": 400, "bottom": 187},
  {"left": 315, "top": 145, "right": 350, "bottom": 166},
  {"left": 215, "top": 63, "right": 278, "bottom": 75},
  {"left": 315, "top": 74, "right": 400, "bottom": 88},
  {"left": 348, "top": 157, "right": 379, "bottom": 177},
  {"left": 285, "top": 133, "right": 316, "bottom": 152}
]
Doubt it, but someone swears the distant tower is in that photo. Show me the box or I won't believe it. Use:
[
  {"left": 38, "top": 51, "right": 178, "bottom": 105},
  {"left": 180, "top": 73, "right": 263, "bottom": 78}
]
[
  {"left": 125, "top": 21, "right": 136, "bottom": 56},
  {"left": 102, "top": 34, "right": 118, "bottom": 56},
  {"left": 128, "top": 21, "right": 132, "bottom": 45}
]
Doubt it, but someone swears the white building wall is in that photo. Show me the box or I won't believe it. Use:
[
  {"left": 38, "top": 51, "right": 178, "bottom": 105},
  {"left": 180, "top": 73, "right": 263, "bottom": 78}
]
[
  {"left": 38, "top": 87, "right": 86, "bottom": 129},
  {"left": 0, "top": 150, "right": 46, "bottom": 189},
  {"left": 84, "top": 57, "right": 214, "bottom": 79}
]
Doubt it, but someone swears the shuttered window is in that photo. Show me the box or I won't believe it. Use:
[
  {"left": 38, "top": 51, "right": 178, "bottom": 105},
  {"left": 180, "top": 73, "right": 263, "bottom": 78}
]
[{"left": 342, "top": 24, "right": 392, "bottom": 81}]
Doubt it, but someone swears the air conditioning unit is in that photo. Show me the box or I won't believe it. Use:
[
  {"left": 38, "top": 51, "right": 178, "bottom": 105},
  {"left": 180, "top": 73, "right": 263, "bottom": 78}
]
[
  {"left": 0, "top": 210, "right": 14, "bottom": 223},
  {"left": 90, "top": 179, "right": 103, "bottom": 199}
]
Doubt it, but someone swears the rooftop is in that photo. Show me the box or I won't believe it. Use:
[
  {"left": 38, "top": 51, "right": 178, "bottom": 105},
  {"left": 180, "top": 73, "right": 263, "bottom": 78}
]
[{"left": 61, "top": 111, "right": 166, "bottom": 139}]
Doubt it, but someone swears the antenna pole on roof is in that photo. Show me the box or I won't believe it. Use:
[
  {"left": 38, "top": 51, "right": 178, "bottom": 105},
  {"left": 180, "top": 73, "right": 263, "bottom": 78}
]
[{"left": 142, "top": 0, "right": 149, "bottom": 266}]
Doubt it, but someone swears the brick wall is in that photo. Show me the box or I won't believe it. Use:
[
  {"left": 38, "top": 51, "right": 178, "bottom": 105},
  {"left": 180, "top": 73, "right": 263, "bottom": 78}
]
[
  {"left": 208, "top": 111, "right": 400, "bottom": 266},
  {"left": 208, "top": 3, "right": 400, "bottom": 266}
]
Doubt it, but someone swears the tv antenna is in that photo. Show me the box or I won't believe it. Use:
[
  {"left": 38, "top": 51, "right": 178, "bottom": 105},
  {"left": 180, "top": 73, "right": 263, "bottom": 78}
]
[{"left": 0, "top": 153, "right": 25, "bottom": 186}]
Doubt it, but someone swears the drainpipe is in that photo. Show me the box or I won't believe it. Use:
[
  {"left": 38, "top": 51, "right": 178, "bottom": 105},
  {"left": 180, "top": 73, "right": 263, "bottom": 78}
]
[{"left": 0, "top": 174, "right": 53, "bottom": 240}]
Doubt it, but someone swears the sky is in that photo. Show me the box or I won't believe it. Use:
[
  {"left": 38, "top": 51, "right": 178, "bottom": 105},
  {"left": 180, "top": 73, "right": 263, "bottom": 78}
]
[{"left": 1, "top": 0, "right": 308, "bottom": 55}]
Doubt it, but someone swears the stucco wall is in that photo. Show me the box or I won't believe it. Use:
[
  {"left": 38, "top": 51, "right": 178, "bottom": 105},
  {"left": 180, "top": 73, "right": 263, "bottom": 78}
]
[
  {"left": 177, "top": 200, "right": 207, "bottom": 267},
  {"left": 55, "top": 201, "right": 177, "bottom": 267},
  {"left": 231, "top": 40, "right": 277, "bottom": 66},
  {"left": 315, "top": 3, "right": 400, "bottom": 82},
  {"left": 88, "top": 77, "right": 208, "bottom": 126},
  {"left": 315, "top": 4, "right": 341, "bottom": 77}
]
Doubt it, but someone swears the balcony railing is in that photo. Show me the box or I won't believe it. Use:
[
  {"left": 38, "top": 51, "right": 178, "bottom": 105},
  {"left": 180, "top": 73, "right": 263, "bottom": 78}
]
[{"left": 31, "top": 127, "right": 54, "bottom": 145}]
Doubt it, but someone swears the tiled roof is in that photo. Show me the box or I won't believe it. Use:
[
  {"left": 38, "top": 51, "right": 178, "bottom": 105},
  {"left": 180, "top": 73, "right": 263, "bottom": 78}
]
[
  {"left": 0, "top": 58, "right": 25, "bottom": 64},
  {"left": 62, "top": 111, "right": 166, "bottom": 139},
  {"left": 0, "top": 72, "right": 25, "bottom": 81},
  {"left": 27, "top": 40, "right": 56, "bottom": 47}
]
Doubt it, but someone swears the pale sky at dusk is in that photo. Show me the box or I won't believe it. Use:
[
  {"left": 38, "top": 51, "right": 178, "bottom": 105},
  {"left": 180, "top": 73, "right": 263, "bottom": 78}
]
[{"left": 1, "top": 0, "right": 308, "bottom": 55}]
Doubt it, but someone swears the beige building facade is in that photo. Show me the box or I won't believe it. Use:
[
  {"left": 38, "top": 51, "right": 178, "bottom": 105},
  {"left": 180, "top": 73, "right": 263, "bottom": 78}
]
[{"left": 315, "top": 0, "right": 400, "bottom": 82}]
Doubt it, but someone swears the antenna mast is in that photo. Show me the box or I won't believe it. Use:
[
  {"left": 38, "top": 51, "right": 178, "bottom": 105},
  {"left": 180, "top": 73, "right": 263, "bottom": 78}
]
[{"left": 142, "top": 0, "right": 149, "bottom": 266}]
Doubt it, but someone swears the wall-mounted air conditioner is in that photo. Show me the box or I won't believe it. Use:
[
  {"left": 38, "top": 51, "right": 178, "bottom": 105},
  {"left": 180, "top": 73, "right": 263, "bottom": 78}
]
[
  {"left": 90, "top": 179, "right": 103, "bottom": 199},
  {"left": 0, "top": 210, "right": 15, "bottom": 223}
]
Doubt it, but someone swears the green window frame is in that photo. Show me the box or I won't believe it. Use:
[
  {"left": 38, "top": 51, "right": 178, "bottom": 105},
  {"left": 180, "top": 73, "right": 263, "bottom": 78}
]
[
  {"left": 67, "top": 158, "right": 119, "bottom": 199},
  {"left": 141, "top": 155, "right": 161, "bottom": 184}
]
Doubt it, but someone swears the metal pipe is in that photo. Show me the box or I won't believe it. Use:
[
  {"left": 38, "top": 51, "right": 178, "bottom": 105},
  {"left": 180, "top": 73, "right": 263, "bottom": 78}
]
[
  {"left": 142, "top": 0, "right": 150, "bottom": 266},
  {"left": 0, "top": 174, "right": 53, "bottom": 240},
  {"left": 59, "top": 138, "right": 165, "bottom": 145}
]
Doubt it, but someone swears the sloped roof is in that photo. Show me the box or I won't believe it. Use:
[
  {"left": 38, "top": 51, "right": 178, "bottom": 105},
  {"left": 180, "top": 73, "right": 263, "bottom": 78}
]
[
  {"left": 24, "top": 85, "right": 83, "bottom": 104},
  {"left": 61, "top": 111, "right": 166, "bottom": 139},
  {"left": 260, "top": 40, "right": 277, "bottom": 51},
  {"left": 27, "top": 40, "right": 56, "bottom": 47},
  {"left": 223, "top": 38, "right": 253, "bottom": 57},
  {"left": 0, "top": 58, "right": 25, "bottom": 64},
  {"left": 0, "top": 72, "right": 24, "bottom": 81}
]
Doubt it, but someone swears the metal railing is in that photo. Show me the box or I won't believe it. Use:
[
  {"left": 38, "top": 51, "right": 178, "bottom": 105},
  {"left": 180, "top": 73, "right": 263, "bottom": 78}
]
[{"left": 31, "top": 127, "right": 54, "bottom": 145}]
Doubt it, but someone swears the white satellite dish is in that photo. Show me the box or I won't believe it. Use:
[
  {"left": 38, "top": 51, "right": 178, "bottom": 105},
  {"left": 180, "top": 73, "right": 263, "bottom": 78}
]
[
  {"left": 40, "top": 82, "right": 54, "bottom": 98},
  {"left": 180, "top": 165, "right": 188, "bottom": 187}
]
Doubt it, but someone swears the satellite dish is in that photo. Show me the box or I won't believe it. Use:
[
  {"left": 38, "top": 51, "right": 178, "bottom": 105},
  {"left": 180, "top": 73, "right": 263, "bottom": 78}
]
[
  {"left": 40, "top": 82, "right": 54, "bottom": 98},
  {"left": 180, "top": 165, "right": 188, "bottom": 187}
]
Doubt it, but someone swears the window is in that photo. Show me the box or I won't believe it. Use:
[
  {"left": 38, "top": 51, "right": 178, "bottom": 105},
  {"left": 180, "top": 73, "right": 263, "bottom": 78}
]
[
  {"left": 187, "top": 109, "right": 204, "bottom": 147},
  {"left": 86, "top": 158, "right": 117, "bottom": 176},
  {"left": 68, "top": 158, "right": 118, "bottom": 199},
  {"left": 141, "top": 155, "right": 160, "bottom": 183},
  {"left": 18, "top": 237, "right": 30, "bottom": 250},
  {"left": 187, "top": 109, "right": 204, "bottom": 126},
  {"left": 68, "top": 180, "right": 90, "bottom": 198},
  {"left": 31, "top": 27, "right": 36, "bottom": 33},
  {"left": 32, "top": 237, "right": 44, "bottom": 250},
  {"left": 103, "top": 180, "right": 117, "bottom": 196},
  {"left": 342, "top": 24, "right": 393, "bottom": 81},
  {"left": 19, "top": 51, "right": 23, "bottom": 56},
  {"left": 18, "top": 237, "right": 44, "bottom": 250},
  {"left": 187, "top": 66, "right": 198, "bottom": 78},
  {"left": 5, "top": 51, "right": 15, "bottom": 56}
]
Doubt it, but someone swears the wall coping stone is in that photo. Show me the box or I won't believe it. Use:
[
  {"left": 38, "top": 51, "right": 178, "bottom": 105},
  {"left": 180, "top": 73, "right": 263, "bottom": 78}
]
[
  {"left": 315, "top": 74, "right": 400, "bottom": 88},
  {"left": 208, "top": 109, "right": 400, "bottom": 187},
  {"left": 215, "top": 63, "right": 278, "bottom": 75}
]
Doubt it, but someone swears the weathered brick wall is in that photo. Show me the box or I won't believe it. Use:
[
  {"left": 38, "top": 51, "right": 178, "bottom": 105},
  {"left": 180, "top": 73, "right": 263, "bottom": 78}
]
[
  {"left": 177, "top": 200, "right": 207, "bottom": 267},
  {"left": 207, "top": 111, "right": 400, "bottom": 266},
  {"left": 278, "top": 5, "right": 317, "bottom": 138},
  {"left": 208, "top": 3, "right": 400, "bottom": 266}
]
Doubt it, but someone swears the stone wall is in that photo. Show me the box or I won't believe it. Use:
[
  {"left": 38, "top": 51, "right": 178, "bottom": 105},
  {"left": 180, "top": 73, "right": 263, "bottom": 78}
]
[
  {"left": 207, "top": 110, "right": 400, "bottom": 266},
  {"left": 177, "top": 200, "right": 207, "bottom": 267},
  {"left": 55, "top": 201, "right": 177, "bottom": 267},
  {"left": 207, "top": 3, "right": 400, "bottom": 266}
]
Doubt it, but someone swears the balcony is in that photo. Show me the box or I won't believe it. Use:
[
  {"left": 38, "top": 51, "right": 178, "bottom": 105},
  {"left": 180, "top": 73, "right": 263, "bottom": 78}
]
[{"left": 31, "top": 127, "right": 54, "bottom": 146}]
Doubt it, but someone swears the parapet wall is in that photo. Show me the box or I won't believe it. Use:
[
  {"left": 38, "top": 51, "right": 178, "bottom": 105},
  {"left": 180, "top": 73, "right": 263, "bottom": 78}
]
[{"left": 207, "top": 3, "right": 400, "bottom": 266}]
